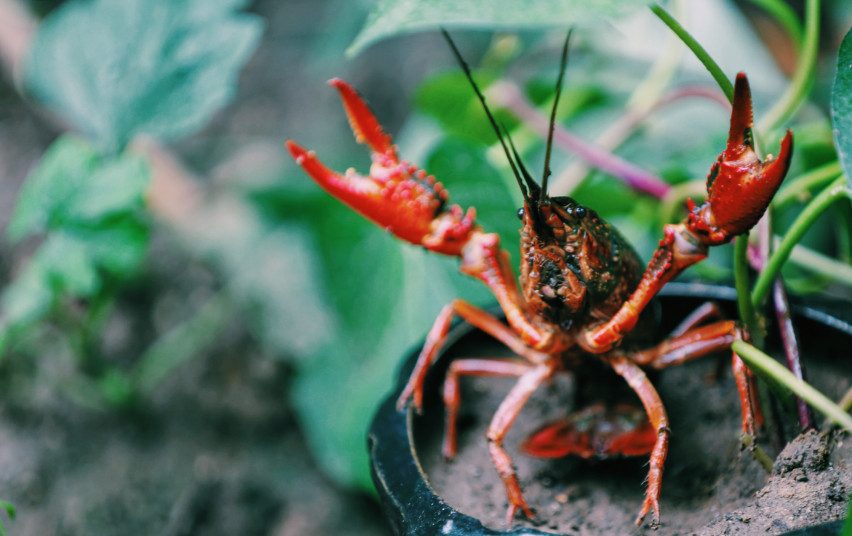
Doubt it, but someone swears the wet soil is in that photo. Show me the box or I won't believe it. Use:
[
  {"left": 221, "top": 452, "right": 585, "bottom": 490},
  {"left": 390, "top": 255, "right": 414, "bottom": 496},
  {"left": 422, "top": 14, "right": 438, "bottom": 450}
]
[{"left": 413, "top": 298, "right": 851, "bottom": 535}]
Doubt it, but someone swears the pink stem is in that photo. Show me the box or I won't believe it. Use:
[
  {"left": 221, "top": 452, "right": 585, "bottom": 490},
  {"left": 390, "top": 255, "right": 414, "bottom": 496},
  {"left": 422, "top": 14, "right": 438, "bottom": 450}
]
[
  {"left": 749, "top": 215, "right": 812, "bottom": 431},
  {"left": 772, "top": 279, "right": 815, "bottom": 430},
  {"left": 489, "top": 81, "right": 672, "bottom": 199}
]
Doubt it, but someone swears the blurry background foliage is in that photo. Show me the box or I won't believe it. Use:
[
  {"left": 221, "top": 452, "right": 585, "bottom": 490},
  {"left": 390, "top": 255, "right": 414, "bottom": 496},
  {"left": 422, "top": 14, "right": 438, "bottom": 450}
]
[{"left": 2, "top": 0, "right": 850, "bottom": 493}]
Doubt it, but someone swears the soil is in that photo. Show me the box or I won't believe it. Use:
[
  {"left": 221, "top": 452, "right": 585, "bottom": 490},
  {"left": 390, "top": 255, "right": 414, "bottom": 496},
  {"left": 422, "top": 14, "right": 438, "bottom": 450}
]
[
  {"left": 0, "top": 313, "right": 389, "bottom": 536},
  {"left": 413, "top": 297, "right": 851, "bottom": 535}
]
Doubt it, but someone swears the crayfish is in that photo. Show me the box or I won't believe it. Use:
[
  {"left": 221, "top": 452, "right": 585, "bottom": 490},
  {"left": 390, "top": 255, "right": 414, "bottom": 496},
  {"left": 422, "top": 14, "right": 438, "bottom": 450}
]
[{"left": 286, "top": 30, "right": 793, "bottom": 527}]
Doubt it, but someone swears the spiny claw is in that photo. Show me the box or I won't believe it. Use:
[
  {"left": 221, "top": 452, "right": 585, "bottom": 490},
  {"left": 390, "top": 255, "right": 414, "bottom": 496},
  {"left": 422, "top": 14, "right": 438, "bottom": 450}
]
[
  {"left": 687, "top": 72, "right": 793, "bottom": 245},
  {"left": 329, "top": 78, "right": 397, "bottom": 160},
  {"left": 287, "top": 79, "right": 476, "bottom": 256}
]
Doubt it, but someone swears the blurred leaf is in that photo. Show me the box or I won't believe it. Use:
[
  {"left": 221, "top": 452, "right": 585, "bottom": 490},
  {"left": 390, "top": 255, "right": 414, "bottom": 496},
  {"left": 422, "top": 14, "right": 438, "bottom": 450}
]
[
  {"left": 0, "top": 499, "right": 14, "bottom": 536},
  {"left": 26, "top": 0, "right": 263, "bottom": 152},
  {"left": 7, "top": 136, "right": 97, "bottom": 241},
  {"left": 832, "top": 28, "right": 852, "bottom": 185},
  {"left": 1, "top": 136, "right": 150, "bottom": 346},
  {"left": 416, "top": 70, "right": 519, "bottom": 145},
  {"left": 9, "top": 136, "right": 149, "bottom": 241},
  {"left": 426, "top": 139, "right": 521, "bottom": 260},
  {"left": 347, "top": 0, "right": 646, "bottom": 56}
]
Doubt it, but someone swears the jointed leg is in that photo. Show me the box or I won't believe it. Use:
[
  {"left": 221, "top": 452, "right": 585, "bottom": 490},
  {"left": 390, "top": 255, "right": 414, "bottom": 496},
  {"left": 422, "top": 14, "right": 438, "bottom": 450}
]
[
  {"left": 396, "top": 299, "right": 547, "bottom": 412},
  {"left": 442, "top": 358, "right": 532, "bottom": 459},
  {"left": 605, "top": 354, "right": 669, "bottom": 526},
  {"left": 629, "top": 320, "right": 763, "bottom": 435},
  {"left": 485, "top": 363, "right": 554, "bottom": 525},
  {"left": 667, "top": 301, "right": 721, "bottom": 338}
]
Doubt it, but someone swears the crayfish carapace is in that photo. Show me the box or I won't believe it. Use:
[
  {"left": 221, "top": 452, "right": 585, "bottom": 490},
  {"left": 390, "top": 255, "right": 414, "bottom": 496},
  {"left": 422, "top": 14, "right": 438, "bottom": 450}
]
[{"left": 286, "top": 30, "right": 793, "bottom": 528}]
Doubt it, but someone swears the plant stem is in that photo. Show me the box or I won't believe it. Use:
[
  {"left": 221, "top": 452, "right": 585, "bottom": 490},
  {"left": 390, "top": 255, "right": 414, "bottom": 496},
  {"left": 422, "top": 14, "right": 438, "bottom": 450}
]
[
  {"left": 734, "top": 235, "right": 760, "bottom": 341},
  {"left": 772, "top": 279, "right": 814, "bottom": 430},
  {"left": 757, "top": 0, "right": 820, "bottom": 132},
  {"left": 489, "top": 81, "right": 671, "bottom": 198},
  {"left": 838, "top": 387, "right": 852, "bottom": 413},
  {"left": 553, "top": 87, "right": 729, "bottom": 195},
  {"left": 747, "top": 0, "right": 804, "bottom": 49},
  {"left": 783, "top": 239, "right": 852, "bottom": 286},
  {"left": 650, "top": 4, "right": 734, "bottom": 102},
  {"left": 773, "top": 160, "right": 842, "bottom": 211},
  {"left": 752, "top": 177, "right": 850, "bottom": 306},
  {"left": 732, "top": 340, "right": 852, "bottom": 432},
  {"left": 740, "top": 433, "right": 775, "bottom": 472}
]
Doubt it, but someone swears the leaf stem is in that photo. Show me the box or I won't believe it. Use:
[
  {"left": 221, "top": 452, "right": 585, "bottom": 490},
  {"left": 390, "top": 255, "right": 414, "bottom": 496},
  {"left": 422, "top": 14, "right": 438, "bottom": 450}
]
[
  {"left": 772, "top": 160, "right": 842, "bottom": 211},
  {"left": 752, "top": 177, "right": 850, "bottom": 306},
  {"left": 782, "top": 238, "right": 852, "bottom": 286},
  {"left": 757, "top": 0, "right": 820, "bottom": 132},
  {"left": 747, "top": 0, "right": 804, "bottom": 49},
  {"left": 489, "top": 81, "right": 671, "bottom": 198},
  {"left": 650, "top": 4, "right": 734, "bottom": 101},
  {"left": 772, "top": 278, "right": 814, "bottom": 430},
  {"left": 734, "top": 235, "right": 760, "bottom": 339},
  {"left": 732, "top": 340, "right": 852, "bottom": 432}
]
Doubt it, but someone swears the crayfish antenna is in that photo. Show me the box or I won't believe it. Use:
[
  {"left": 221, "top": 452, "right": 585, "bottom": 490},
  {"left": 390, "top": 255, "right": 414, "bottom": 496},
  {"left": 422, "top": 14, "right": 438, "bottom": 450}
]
[{"left": 540, "top": 30, "right": 572, "bottom": 201}]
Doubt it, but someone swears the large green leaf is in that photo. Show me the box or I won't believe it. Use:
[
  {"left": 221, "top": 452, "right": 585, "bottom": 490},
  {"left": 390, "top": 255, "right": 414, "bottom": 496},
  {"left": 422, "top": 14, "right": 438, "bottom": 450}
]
[
  {"left": 347, "top": 0, "right": 647, "bottom": 56},
  {"left": 26, "top": 0, "right": 263, "bottom": 152},
  {"left": 832, "top": 28, "right": 852, "bottom": 185}
]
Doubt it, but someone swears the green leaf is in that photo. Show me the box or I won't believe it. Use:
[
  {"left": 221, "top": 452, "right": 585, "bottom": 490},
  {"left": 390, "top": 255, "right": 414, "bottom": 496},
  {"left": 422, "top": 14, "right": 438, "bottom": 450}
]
[
  {"left": 832, "top": 28, "right": 852, "bottom": 185},
  {"left": 9, "top": 136, "right": 150, "bottom": 241},
  {"left": 347, "top": 0, "right": 647, "bottom": 57},
  {"left": 416, "top": 70, "right": 520, "bottom": 145},
  {"left": 2, "top": 136, "right": 151, "bottom": 345},
  {"left": 7, "top": 136, "right": 98, "bottom": 241},
  {"left": 26, "top": 0, "right": 263, "bottom": 152},
  {"left": 0, "top": 500, "right": 15, "bottom": 536}
]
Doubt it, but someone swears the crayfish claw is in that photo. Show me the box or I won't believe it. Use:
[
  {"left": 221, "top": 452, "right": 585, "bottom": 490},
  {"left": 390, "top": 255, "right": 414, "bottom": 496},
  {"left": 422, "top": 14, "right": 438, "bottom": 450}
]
[
  {"left": 688, "top": 73, "right": 794, "bottom": 245},
  {"left": 329, "top": 78, "right": 397, "bottom": 161}
]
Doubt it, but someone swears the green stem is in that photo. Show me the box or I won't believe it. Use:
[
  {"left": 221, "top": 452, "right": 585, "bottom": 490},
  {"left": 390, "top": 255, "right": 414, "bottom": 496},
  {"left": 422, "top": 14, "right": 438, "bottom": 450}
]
[
  {"left": 651, "top": 4, "right": 734, "bottom": 102},
  {"left": 752, "top": 177, "right": 850, "bottom": 306},
  {"left": 734, "top": 235, "right": 759, "bottom": 337},
  {"left": 732, "top": 340, "right": 852, "bottom": 432},
  {"left": 747, "top": 0, "right": 804, "bottom": 49},
  {"left": 773, "top": 160, "right": 842, "bottom": 210},
  {"left": 757, "top": 0, "right": 820, "bottom": 132},
  {"left": 783, "top": 239, "right": 852, "bottom": 287}
]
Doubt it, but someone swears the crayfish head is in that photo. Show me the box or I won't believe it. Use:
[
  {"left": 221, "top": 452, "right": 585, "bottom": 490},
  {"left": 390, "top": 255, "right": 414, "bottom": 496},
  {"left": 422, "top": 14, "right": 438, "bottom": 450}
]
[
  {"left": 520, "top": 195, "right": 642, "bottom": 331},
  {"left": 687, "top": 73, "right": 793, "bottom": 245}
]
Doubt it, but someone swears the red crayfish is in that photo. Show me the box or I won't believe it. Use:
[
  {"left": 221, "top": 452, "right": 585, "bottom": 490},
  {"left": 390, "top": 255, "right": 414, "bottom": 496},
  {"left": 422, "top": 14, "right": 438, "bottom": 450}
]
[{"left": 286, "top": 30, "right": 793, "bottom": 527}]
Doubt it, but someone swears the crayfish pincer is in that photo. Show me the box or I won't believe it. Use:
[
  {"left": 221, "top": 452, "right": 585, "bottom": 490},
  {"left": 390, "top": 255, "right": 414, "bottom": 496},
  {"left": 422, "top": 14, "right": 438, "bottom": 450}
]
[{"left": 286, "top": 30, "right": 792, "bottom": 528}]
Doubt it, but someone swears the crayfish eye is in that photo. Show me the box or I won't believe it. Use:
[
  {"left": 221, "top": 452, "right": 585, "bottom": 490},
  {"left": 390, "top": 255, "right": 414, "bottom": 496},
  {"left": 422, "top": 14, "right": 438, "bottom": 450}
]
[
  {"left": 574, "top": 206, "right": 586, "bottom": 218},
  {"left": 517, "top": 207, "right": 525, "bottom": 220}
]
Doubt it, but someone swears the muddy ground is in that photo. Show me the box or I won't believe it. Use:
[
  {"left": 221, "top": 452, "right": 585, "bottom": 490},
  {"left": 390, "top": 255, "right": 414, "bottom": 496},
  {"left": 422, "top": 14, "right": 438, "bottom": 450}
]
[{"left": 415, "top": 297, "right": 851, "bottom": 535}]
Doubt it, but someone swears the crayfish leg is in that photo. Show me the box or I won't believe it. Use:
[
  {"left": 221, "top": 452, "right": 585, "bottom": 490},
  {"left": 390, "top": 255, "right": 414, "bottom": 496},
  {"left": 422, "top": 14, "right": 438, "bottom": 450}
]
[
  {"left": 485, "top": 363, "right": 554, "bottom": 525},
  {"left": 441, "top": 358, "right": 532, "bottom": 460},
  {"left": 521, "top": 403, "right": 656, "bottom": 459},
  {"left": 604, "top": 354, "right": 669, "bottom": 527}
]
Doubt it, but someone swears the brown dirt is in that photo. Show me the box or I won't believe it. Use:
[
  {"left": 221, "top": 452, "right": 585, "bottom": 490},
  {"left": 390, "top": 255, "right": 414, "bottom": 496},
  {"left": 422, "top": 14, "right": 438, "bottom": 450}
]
[
  {"left": 0, "top": 316, "right": 389, "bottom": 536},
  {"left": 413, "top": 304, "right": 851, "bottom": 535}
]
